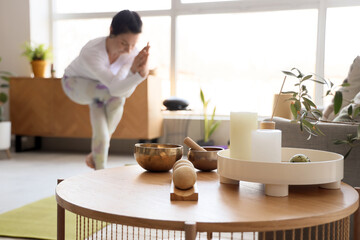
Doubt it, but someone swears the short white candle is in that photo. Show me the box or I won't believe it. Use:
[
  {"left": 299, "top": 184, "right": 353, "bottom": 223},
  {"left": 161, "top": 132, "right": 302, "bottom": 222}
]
[
  {"left": 251, "top": 129, "right": 282, "bottom": 162},
  {"left": 230, "top": 112, "right": 258, "bottom": 160}
]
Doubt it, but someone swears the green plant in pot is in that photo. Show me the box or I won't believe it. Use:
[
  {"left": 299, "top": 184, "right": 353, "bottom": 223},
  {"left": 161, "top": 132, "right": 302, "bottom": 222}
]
[
  {"left": 22, "top": 42, "right": 51, "bottom": 78},
  {"left": 197, "top": 89, "right": 221, "bottom": 146},
  {"left": 281, "top": 68, "right": 360, "bottom": 158},
  {"left": 0, "top": 57, "right": 11, "bottom": 121},
  {"left": 0, "top": 57, "right": 12, "bottom": 157}
]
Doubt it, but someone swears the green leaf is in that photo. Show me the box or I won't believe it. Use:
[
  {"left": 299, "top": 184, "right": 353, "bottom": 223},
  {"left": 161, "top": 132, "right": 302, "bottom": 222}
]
[
  {"left": 281, "top": 70, "right": 297, "bottom": 78},
  {"left": 334, "top": 91, "right": 343, "bottom": 115},
  {"left": 344, "top": 148, "right": 353, "bottom": 159},
  {"left": 281, "top": 91, "right": 297, "bottom": 95},
  {"left": 294, "top": 100, "right": 301, "bottom": 111},
  {"left": 314, "top": 124, "right": 325, "bottom": 136},
  {"left": 200, "top": 89, "right": 205, "bottom": 105},
  {"left": 301, "top": 74, "right": 313, "bottom": 82},
  {"left": 325, "top": 90, "right": 331, "bottom": 96},
  {"left": 291, "top": 68, "right": 303, "bottom": 78},
  {"left": 290, "top": 103, "right": 298, "bottom": 119},
  {"left": 303, "top": 97, "right": 316, "bottom": 108},
  {"left": 341, "top": 83, "right": 350, "bottom": 87},
  {"left": 354, "top": 107, "right": 360, "bottom": 118},
  {"left": 302, "top": 101, "right": 311, "bottom": 111},
  {"left": 208, "top": 121, "right": 221, "bottom": 139},
  {"left": 348, "top": 105, "right": 353, "bottom": 116},
  {"left": 311, "top": 109, "right": 323, "bottom": 119},
  {"left": 0, "top": 70, "right": 12, "bottom": 75},
  {"left": 311, "top": 79, "right": 327, "bottom": 85},
  {"left": 333, "top": 139, "right": 349, "bottom": 145},
  {"left": 0, "top": 92, "right": 8, "bottom": 103},
  {"left": 302, "top": 119, "right": 314, "bottom": 130},
  {"left": 0, "top": 76, "right": 10, "bottom": 82}
]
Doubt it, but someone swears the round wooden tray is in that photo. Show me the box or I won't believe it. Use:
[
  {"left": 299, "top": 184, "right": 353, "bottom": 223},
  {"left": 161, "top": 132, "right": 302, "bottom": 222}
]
[{"left": 217, "top": 147, "right": 344, "bottom": 197}]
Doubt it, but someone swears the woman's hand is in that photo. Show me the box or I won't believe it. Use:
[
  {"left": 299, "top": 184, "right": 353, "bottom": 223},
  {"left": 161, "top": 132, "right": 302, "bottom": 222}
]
[{"left": 131, "top": 43, "right": 150, "bottom": 78}]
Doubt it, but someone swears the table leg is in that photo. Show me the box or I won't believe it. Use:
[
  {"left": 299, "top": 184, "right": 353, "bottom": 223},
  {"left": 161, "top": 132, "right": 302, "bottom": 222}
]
[
  {"left": 5, "top": 149, "right": 11, "bottom": 159},
  {"left": 184, "top": 221, "right": 197, "bottom": 240},
  {"left": 57, "top": 179, "right": 65, "bottom": 240},
  {"left": 354, "top": 187, "right": 360, "bottom": 240}
]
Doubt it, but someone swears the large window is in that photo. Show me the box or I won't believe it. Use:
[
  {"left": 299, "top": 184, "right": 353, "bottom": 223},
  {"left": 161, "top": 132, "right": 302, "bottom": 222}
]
[
  {"left": 176, "top": 10, "right": 317, "bottom": 115},
  {"left": 52, "top": 0, "right": 360, "bottom": 116}
]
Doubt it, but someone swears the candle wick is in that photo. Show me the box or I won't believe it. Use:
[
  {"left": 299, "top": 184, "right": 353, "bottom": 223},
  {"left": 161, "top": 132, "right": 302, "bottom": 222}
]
[{"left": 271, "top": 76, "right": 287, "bottom": 121}]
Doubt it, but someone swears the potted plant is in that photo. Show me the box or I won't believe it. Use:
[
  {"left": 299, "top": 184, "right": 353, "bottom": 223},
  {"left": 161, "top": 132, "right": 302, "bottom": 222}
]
[
  {"left": 21, "top": 42, "right": 51, "bottom": 77},
  {"left": 197, "top": 89, "right": 221, "bottom": 146},
  {"left": 280, "top": 68, "right": 360, "bottom": 158},
  {"left": 0, "top": 57, "right": 12, "bottom": 158}
]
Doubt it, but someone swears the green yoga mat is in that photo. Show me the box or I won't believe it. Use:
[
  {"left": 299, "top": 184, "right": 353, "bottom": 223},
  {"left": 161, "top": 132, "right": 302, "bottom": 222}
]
[{"left": 0, "top": 196, "right": 78, "bottom": 240}]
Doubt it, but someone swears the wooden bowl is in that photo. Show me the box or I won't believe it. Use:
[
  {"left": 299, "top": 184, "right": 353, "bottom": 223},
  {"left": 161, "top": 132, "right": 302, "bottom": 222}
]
[
  {"left": 134, "top": 143, "right": 183, "bottom": 172},
  {"left": 187, "top": 147, "right": 224, "bottom": 171}
]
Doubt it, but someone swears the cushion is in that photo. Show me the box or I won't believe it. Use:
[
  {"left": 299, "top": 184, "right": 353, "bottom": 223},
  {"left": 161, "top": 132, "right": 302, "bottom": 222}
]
[{"left": 323, "top": 56, "right": 360, "bottom": 120}]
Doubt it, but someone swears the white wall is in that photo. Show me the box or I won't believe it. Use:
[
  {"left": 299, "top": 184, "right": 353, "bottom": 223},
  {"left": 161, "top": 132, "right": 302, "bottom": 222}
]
[
  {"left": 0, "top": 0, "right": 32, "bottom": 121},
  {"left": 0, "top": 0, "right": 31, "bottom": 76}
]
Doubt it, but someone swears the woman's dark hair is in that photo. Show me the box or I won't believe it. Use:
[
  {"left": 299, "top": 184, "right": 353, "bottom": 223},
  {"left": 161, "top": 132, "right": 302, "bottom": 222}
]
[{"left": 110, "top": 10, "right": 142, "bottom": 36}]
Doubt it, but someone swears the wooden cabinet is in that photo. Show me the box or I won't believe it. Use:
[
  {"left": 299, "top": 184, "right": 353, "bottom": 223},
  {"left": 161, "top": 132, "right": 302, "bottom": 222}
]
[{"left": 9, "top": 76, "right": 163, "bottom": 140}]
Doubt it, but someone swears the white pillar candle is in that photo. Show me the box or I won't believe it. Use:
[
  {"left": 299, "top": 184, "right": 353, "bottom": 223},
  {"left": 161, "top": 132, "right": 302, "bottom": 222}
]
[
  {"left": 230, "top": 112, "right": 258, "bottom": 160},
  {"left": 251, "top": 129, "right": 282, "bottom": 162}
]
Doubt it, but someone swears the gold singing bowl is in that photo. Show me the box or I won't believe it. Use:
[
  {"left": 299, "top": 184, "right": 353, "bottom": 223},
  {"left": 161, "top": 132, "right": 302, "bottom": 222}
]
[
  {"left": 134, "top": 143, "right": 183, "bottom": 172},
  {"left": 188, "top": 147, "right": 224, "bottom": 171}
]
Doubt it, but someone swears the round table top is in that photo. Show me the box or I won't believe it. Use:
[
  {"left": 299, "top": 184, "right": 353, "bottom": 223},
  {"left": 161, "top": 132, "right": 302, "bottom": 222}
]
[{"left": 56, "top": 165, "right": 359, "bottom": 232}]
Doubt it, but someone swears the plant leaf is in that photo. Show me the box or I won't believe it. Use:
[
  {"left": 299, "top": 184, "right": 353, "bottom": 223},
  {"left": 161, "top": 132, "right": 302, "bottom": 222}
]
[
  {"left": 291, "top": 68, "right": 303, "bottom": 78},
  {"left": 303, "top": 97, "right": 316, "bottom": 108},
  {"left": 0, "top": 92, "right": 8, "bottom": 103},
  {"left": 302, "top": 74, "right": 313, "bottom": 81},
  {"left": 354, "top": 107, "right": 360, "bottom": 118},
  {"left": 294, "top": 100, "right": 301, "bottom": 112},
  {"left": 334, "top": 91, "right": 343, "bottom": 115},
  {"left": 344, "top": 147, "right": 353, "bottom": 159},
  {"left": 290, "top": 103, "right": 298, "bottom": 119},
  {"left": 347, "top": 105, "right": 353, "bottom": 117},
  {"left": 333, "top": 139, "right": 349, "bottom": 145},
  {"left": 281, "top": 71, "right": 297, "bottom": 78},
  {"left": 208, "top": 121, "right": 221, "bottom": 139},
  {"left": 200, "top": 89, "right": 205, "bottom": 105}
]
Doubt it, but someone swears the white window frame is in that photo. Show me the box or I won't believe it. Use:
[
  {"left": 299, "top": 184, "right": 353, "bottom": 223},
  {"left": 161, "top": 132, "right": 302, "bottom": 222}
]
[{"left": 50, "top": 0, "right": 360, "bottom": 107}]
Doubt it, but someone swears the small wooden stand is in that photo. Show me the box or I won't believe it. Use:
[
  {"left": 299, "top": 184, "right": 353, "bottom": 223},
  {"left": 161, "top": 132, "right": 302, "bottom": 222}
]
[{"left": 170, "top": 181, "right": 198, "bottom": 201}]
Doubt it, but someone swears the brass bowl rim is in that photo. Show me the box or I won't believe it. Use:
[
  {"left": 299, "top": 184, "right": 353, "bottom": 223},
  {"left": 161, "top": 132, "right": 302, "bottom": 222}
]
[
  {"left": 189, "top": 147, "right": 224, "bottom": 152},
  {"left": 135, "top": 143, "right": 183, "bottom": 150}
]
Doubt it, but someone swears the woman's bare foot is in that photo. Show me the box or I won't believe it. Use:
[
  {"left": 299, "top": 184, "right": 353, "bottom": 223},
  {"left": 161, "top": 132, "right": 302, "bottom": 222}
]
[{"left": 85, "top": 153, "right": 95, "bottom": 169}]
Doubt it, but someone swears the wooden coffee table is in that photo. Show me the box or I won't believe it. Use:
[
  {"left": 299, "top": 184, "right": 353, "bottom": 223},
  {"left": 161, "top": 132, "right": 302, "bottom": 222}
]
[{"left": 56, "top": 165, "right": 359, "bottom": 240}]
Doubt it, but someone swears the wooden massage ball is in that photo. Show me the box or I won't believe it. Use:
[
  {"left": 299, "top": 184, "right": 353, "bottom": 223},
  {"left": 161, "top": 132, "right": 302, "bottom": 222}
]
[
  {"left": 173, "top": 159, "right": 194, "bottom": 171},
  {"left": 173, "top": 165, "right": 197, "bottom": 190}
]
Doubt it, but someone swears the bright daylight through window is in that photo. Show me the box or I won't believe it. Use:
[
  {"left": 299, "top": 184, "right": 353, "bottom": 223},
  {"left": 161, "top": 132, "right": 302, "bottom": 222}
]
[{"left": 52, "top": 0, "right": 360, "bottom": 116}]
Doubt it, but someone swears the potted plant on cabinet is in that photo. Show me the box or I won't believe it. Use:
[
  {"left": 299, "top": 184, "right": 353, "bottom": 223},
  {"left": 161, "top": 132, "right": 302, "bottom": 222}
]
[
  {"left": 0, "top": 57, "right": 12, "bottom": 158},
  {"left": 22, "top": 42, "right": 51, "bottom": 77},
  {"left": 197, "top": 89, "right": 221, "bottom": 146}
]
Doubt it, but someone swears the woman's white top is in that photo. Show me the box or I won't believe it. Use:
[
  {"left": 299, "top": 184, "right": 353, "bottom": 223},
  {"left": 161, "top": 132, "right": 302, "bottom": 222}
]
[{"left": 64, "top": 37, "right": 145, "bottom": 97}]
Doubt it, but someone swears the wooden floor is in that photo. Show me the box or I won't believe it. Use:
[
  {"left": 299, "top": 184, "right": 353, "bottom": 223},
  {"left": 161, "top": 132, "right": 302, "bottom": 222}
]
[{"left": 0, "top": 149, "right": 136, "bottom": 240}]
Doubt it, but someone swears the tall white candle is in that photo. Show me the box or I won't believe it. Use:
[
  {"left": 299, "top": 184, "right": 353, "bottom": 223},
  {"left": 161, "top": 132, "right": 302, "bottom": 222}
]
[
  {"left": 251, "top": 129, "right": 282, "bottom": 162},
  {"left": 230, "top": 112, "right": 258, "bottom": 160}
]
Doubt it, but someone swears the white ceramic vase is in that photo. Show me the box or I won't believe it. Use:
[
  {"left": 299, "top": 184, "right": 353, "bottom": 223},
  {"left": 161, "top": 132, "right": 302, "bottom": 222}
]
[{"left": 0, "top": 121, "right": 11, "bottom": 150}]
